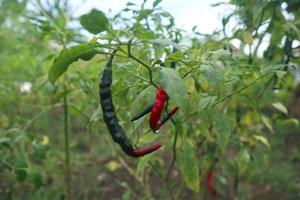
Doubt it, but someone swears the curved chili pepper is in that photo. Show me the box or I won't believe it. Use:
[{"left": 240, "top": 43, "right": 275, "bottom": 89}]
[
  {"left": 206, "top": 170, "right": 217, "bottom": 199},
  {"left": 149, "top": 86, "right": 179, "bottom": 132},
  {"left": 99, "top": 51, "right": 161, "bottom": 157}
]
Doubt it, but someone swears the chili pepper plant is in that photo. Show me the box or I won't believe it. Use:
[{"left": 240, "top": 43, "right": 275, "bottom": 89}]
[{"left": 1, "top": 0, "right": 299, "bottom": 199}]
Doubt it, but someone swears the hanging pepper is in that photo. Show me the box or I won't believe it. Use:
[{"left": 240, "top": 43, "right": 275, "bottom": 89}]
[
  {"left": 130, "top": 86, "right": 179, "bottom": 132},
  {"left": 206, "top": 170, "right": 217, "bottom": 199},
  {"left": 99, "top": 51, "right": 161, "bottom": 157},
  {"left": 149, "top": 86, "right": 179, "bottom": 132}
]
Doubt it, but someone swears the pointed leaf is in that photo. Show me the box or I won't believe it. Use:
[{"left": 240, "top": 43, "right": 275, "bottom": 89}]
[
  {"left": 236, "top": 149, "right": 250, "bottom": 175},
  {"left": 261, "top": 115, "right": 273, "bottom": 133},
  {"left": 80, "top": 9, "right": 109, "bottom": 34},
  {"left": 160, "top": 68, "right": 187, "bottom": 109},
  {"left": 198, "top": 96, "right": 217, "bottom": 111},
  {"left": 153, "top": 0, "right": 163, "bottom": 7},
  {"left": 48, "top": 43, "right": 100, "bottom": 84},
  {"left": 214, "top": 113, "right": 231, "bottom": 153},
  {"left": 253, "top": 135, "right": 271, "bottom": 148},
  {"left": 272, "top": 102, "right": 288, "bottom": 115},
  {"left": 15, "top": 168, "right": 27, "bottom": 183},
  {"left": 178, "top": 141, "right": 200, "bottom": 193},
  {"left": 89, "top": 106, "right": 101, "bottom": 125},
  {"left": 137, "top": 9, "right": 153, "bottom": 21}
]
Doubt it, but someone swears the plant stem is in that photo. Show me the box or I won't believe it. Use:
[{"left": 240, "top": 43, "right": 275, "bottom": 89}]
[
  {"left": 181, "top": 71, "right": 274, "bottom": 123},
  {"left": 165, "top": 118, "right": 178, "bottom": 181},
  {"left": 105, "top": 136, "right": 153, "bottom": 198},
  {"left": 126, "top": 39, "right": 158, "bottom": 88},
  {"left": 63, "top": 84, "right": 71, "bottom": 200},
  {"left": 149, "top": 161, "right": 174, "bottom": 200}
]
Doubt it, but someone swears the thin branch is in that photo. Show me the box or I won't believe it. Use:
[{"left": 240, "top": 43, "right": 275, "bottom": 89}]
[
  {"left": 149, "top": 161, "right": 175, "bottom": 200},
  {"left": 165, "top": 118, "right": 178, "bottom": 182},
  {"left": 35, "top": 0, "right": 67, "bottom": 45},
  {"left": 181, "top": 71, "right": 274, "bottom": 123},
  {"left": 105, "top": 136, "right": 142, "bottom": 183},
  {"left": 127, "top": 39, "right": 158, "bottom": 88},
  {"left": 253, "top": 7, "right": 265, "bottom": 38},
  {"left": 124, "top": 69, "right": 150, "bottom": 84},
  {"left": 253, "top": 6, "right": 276, "bottom": 57},
  {"left": 63, "top": 84, "right": 71, "bottom": 200},
  {"left": 23, "top": 103, "right": 63, "bottom": 130},
  {"left": 164, "top": 100, "right": 178, "bottom": 182}
]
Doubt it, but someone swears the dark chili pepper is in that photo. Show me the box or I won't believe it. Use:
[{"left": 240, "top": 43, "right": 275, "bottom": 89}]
[
  {"left": 149, "top": 86, "right": 179, "bottom": 132},
  {"left": 130, "top": 103, "right": 154, "bottom": 122},
  {"left": 99, "top": 51, "right": 161, "bottom": 157},
  {"left": 206, "top": 170, "right": 217, "bottom": 199}
]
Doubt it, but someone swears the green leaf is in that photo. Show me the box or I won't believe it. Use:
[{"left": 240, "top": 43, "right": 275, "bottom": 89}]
[
  {"left": 236, "top": 149, "right": 250, "bottom": 175},
  {"left": 208, "top": 49, "right": 231, "bottom": 60},
  {"left": 275, "top": 70, "right": 287, "bottom": 79},
  {"left": 253, "top": 135, "right": 271, "bottom": 148},
  {"left": 15, "top": 168, "right": 27, "bottom": 183},
  {"left": 15, "top": 152, "right": 28, "bottom": 168},
  {"left": 80, "top": 9, "right": 109, "bottom": 34},
  {"left": 136, "top": 153, "right": 155, "bottom": 174},
  {"left": 149, "top": 39, "right": 180, "bottom": 49},
  {"left": 153, "top": 0, "right": 163, "bottom": 8},
  {"left": 261, "top": 115, "right": 273, "bottom": 133},
  {"left": 285, "top": 21, "right": 300, "bottom": 40},
  {"left": 202, "top": 64, "right": 224, "bottom": 84},
  {"left": 48, "top": 43, "right": 100, "bottom": 84},
  {"left": 28, "top": 171, "right": 43, "bottom": 188},
  {"left": 32, "top": 143, "right": 48, "bottom": 159},
  {"left": 160, "top": 68, "right": 187, "bottom": 109},
  {"left": 198, "top": 96, "right": 217, "bottom": 111},
  {"left": 0, "top": 137, "right": 11, "bottom": 144},
  {"left": 126, "top": 2, "right": 136, "bottom": 6},
  {"left": 133, "top": 24, "right": 156, "bottom": 40},
  {"left": 137, "top": 9, "right": 153, "bottom": 21},
  {"left": 214, "top": 113, "right": 231, "bottom": 153},
  {"left": 89, "top": 106, "right": 101, "bottom": 125},
  {"left": 178, "top": 141, "right": 200, "bottom": 193},
  {"left": 272, "top": 102, "right": 288, "bottom": 115},
  {"left": 0, "top": 137, "right": 11, "bottom": 149}
]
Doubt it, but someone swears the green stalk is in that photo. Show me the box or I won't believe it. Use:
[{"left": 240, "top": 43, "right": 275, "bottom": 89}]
[{"left": 63, "top": 84, "right": 71, "bottom": 200}]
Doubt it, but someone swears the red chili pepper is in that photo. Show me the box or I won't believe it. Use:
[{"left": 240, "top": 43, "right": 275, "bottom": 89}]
[
  {"left": 149, "top": 86, "right": 179, "bottom": 132},
  {"left": 132, "top": 143, "right": 162, "bottom": 157},
  {"left": 206, "top": 170, "right": 217, "bottom": 199},
  {"left": 158, "top": 106, "right": 179, "bottom": 127},
  {"left": 149, "top": 86, "right": 168, "bottom": 131}
]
